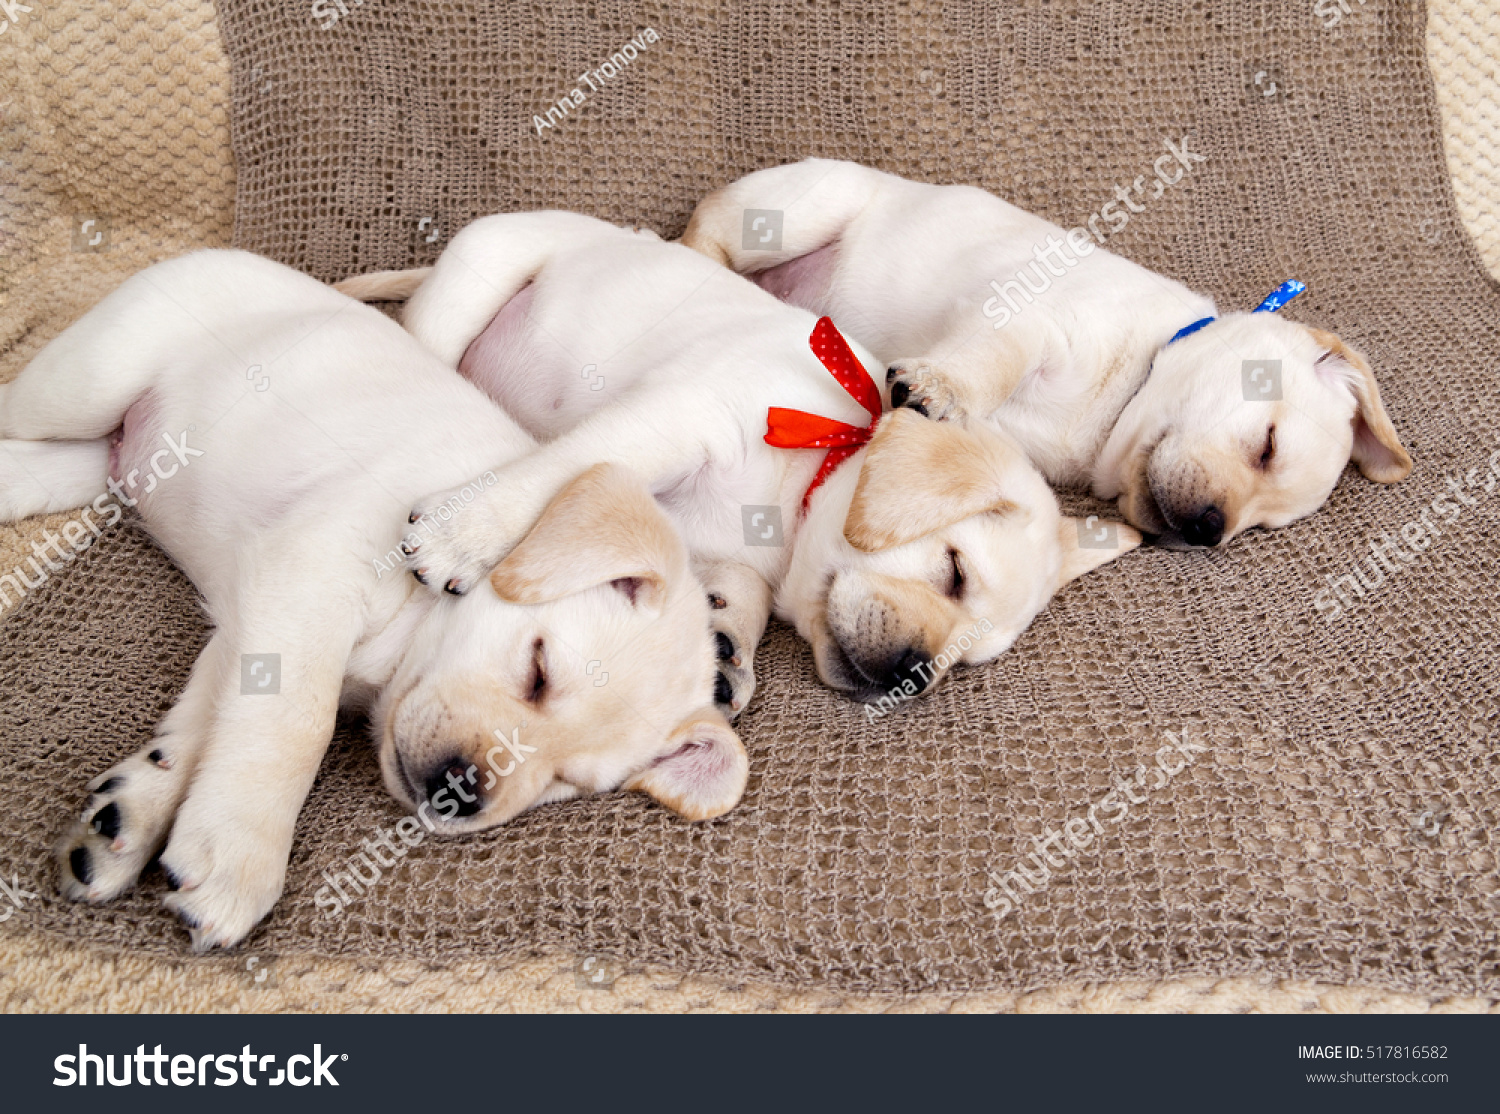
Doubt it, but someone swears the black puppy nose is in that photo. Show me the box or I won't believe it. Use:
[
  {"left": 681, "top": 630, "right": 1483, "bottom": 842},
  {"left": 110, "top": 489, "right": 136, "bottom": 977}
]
[
  {"left": 424, "top": 758, "right": 483, "bottom": 818},
  {"left": 875, "top": 647, "right": 934, "bottom": 695},
  {"left": 1180, "top": 505, "right": 1226, "bottom": 547}
]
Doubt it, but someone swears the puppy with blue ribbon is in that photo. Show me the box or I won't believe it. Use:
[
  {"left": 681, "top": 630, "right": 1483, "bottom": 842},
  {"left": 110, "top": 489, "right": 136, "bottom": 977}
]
[{"left": 683, "top": 159, "right": 1412, "bottom": 548}]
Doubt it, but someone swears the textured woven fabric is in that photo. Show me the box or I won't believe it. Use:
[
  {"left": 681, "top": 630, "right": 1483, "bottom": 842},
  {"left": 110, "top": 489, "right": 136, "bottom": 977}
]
[
  {"left": 3, "top": 928, "right": 1497, "bottom": 1014},
  {"left": 1430, "top": 0, "right": 1500, "bottom": 272},
  {"left": 0, "top": 0, "right": 235, "bottom": 362},
  {"left": 3, "top": 0, "right": 1500, "bottom": 1001}
]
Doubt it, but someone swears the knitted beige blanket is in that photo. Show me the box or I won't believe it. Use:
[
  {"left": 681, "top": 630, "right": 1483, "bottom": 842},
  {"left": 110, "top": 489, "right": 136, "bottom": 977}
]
[{"left": 1, "top": 0, "right": 1497, "bottom": 1012}]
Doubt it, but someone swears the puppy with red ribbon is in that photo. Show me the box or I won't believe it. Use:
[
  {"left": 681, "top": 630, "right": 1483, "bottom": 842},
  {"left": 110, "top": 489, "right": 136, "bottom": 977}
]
[{"left": 338, "top": 211, "right": 1139, "bottom": 713}]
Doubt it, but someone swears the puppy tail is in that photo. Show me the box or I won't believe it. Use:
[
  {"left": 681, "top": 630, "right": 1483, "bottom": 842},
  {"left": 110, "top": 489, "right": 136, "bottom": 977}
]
[
  {"left": 332, "top": 267, "right": 434, "bottom": 303},
  {"left": 680, "top": 195, "right": 733, "bottom": 267}
]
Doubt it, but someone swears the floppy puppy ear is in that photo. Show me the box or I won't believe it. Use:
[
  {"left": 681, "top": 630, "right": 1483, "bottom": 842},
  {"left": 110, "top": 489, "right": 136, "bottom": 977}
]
[
  {"left": 490, "top": 463, "right": 684, "bottom": 609},
  {"left": 625, "top": 708, "right": 749, "bottom": 821},
  {"left": 1057, "top": 516, "right": 1142, "bottom": 588},
  {"left": 845, "top": 409, "right": 1021, "bottom": 552},
  {"left": 1306, "top": 327, "right": 1413, "bottom": 484}
]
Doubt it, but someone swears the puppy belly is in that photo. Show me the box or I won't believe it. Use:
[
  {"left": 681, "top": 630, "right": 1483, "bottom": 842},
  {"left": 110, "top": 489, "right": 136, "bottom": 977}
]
[
  {"left": 750, "top": 242, "right": 839, "bottom": 314},
  {"left": 457, "top": 282, "right": 566, "bottom": 435}
]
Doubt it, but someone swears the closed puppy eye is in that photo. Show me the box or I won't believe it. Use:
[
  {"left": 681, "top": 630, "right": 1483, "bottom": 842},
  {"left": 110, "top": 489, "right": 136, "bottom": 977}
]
[
  {"left": 946, "top": 547, "right": 966, "bottom": 600},
  {"left": 527, "top": 638, "right": 548, "bottom": 703},
  {"left": 1257, "top": 425, "right": 1276, "bottom": 470}
]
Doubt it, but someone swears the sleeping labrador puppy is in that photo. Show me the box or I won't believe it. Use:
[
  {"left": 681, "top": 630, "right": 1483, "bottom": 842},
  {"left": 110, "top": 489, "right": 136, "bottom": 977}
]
[
  {"left": 681, "top": 158, "right": 1413, "bottom": 547},
  {"left": 335, "top": 211, "right": 1139, "bottom": 714},
  {"left": 0, "top": 249, "right": 741, "bottom": 949}
]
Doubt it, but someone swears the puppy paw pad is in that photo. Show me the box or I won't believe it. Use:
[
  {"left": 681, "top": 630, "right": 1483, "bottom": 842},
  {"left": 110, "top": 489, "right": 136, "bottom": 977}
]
[
  {"left": 711, "top": 633, "right": 756, "bottom": 719},
  {"left": 886, "top": 361, "right": 965, "bottom": 421},
  {"left": 68, "top": 846, "right": 93, "bottom": 887},
  {"left": 57, "top": 749, "right": 186, "bottom": 903},
  {"left": 89, "top": 801, "right": 122, "bottom": 840}
]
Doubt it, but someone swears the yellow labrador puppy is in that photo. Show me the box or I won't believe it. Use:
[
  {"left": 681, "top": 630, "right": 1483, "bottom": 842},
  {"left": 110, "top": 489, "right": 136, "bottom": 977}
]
[
  {"left": 336, "top": 212, "right": 1139, "bottom": 712},
  {"left": 683, "top": 158, "right": 1412, "bottom": 547},
  {"left": 0, "top": 249, "right": 741, "bottom": 949}
]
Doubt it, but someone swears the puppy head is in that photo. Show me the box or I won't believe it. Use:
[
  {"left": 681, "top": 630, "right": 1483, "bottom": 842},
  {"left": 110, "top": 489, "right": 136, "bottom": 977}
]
[
  {"left": 374, "top": 464, "right": 746, "bottom": 831},
  {"left": 1096, "top": 313, "right": 1411, "bottom": 547},
  {"left": 782, "top": 409, "right": 1139, "bottom": 703}
]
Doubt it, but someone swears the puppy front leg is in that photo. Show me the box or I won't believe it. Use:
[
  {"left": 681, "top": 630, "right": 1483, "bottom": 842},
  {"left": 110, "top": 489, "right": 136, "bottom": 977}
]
[
  {"left": 696, "top": 558, "right": 772, "bottom": 718},
  {"left": 160, "top": 581, "right": 361, "bottom": 949},
  {"left": 887, "top": 318, "right": 1059, "bottom": 422},
  {"left": 405, "top": 389, "right": 714, "bottom": 594},
  {"left": 56, "top": 631, "right": 233, "bottom": 903}
]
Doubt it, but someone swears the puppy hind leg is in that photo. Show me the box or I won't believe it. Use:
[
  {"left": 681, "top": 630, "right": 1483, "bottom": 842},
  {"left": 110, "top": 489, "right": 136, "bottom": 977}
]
[
  {"left": 0, "top": 312, "right": 168, "bottom": 443},
  {"left": 56, "top": 631, "right": 233, "bottom": 904},
  {"left": 696, "top": 558, "right": 772, "bottom": 718},
  {"left": 681, "top": 159, "right": 879, "bottom": 275},
  {"left": 401, "top": 214, "right": 567, "bottom": 367},
  {"left": 0, "top": 439, "right": 111, "bottom": 522}
]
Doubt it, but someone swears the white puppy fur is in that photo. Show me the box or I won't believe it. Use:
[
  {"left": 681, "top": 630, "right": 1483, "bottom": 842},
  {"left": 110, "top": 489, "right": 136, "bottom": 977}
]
[
  {"left": 336, "top": 212, "right": 1140, "bottom": 710},
  {"left": 0, "top": 249, "right": 742, "bottom": 950},
  {"left": 682, "top": 158, "right": 1412, "bottom": 547}
]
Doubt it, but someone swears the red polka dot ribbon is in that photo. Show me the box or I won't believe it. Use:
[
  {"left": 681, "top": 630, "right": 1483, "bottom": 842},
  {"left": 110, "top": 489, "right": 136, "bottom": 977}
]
[{"left": 765, "top": 317, "right": 883, "bottom": 513}]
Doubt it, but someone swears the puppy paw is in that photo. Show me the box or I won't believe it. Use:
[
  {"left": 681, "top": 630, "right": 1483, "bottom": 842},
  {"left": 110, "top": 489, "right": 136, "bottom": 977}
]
[
  {"left": 712, "top": 626, "right": 757, "bottom": 719},
  {"left": 56, "top": 746, "right": 182, "bottom": 904},
  {"left": 886, "top": 361, "right": 967, "bottom": 422},
  {"left": 402, "top": 481, "right": 507, "bottom": 596},
  {"left": 704, "top": 588, "right": 759, "bottom": 718},
  {"left": 159, "top": 814, "right": 287, "bottom": 951}
]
